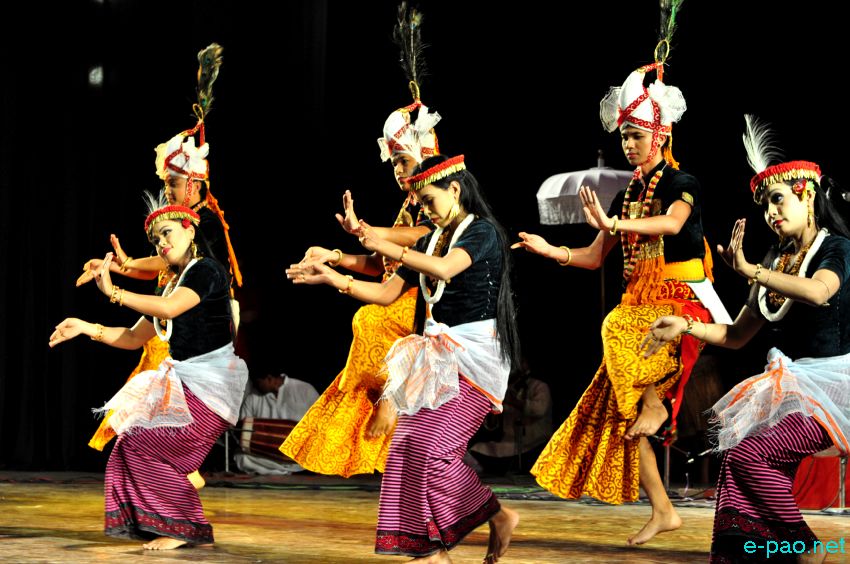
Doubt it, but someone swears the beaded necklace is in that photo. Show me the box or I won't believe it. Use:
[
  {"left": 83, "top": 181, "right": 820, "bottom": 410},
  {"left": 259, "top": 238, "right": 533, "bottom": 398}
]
[
  {"left": 153, "top": 258, "right": 198, "bottom": 341},
  {"left": 758, "top": 229, "right": 828, "bottom": 322},
  {"left": 419, "top": 214, "right": 475, "bottom": 305},
  {"left": 767, "top": 239, "right": 814, "bottom": 308},
  {"left": 620, "top": 166, "right": 665, "bottom": 280}
]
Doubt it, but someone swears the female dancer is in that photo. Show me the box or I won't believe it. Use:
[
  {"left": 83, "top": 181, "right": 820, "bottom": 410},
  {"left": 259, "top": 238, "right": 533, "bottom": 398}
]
[
  {"left": 50, "top": 197, "right": 247, "bottom": 550},
  {"left": 280, "top": 6, "right": 440, "bottom": 476},
  {"left": 287, "top": 154, "right": 520, "bottom": 563},
  {"left": 644, "top": 116, "right": 850, "bottom": 563},
  {"left": 516, "top": 63, "right": 724, "bottom": 544}
]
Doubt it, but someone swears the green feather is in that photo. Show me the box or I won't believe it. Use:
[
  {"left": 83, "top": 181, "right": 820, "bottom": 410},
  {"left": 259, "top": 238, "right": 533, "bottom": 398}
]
[{"left": 196, "top": 43, "right": 224, "bottom": 119}]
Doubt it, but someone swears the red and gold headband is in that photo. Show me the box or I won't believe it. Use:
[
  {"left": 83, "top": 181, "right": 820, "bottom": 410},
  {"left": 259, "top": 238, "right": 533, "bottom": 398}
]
[
  {"left": 144, "top": 205, "right": 201, "bottom": 234},
  {"left": 750, "top": 160, "right": 821, "bottom": 202},
  {"left": 405, "top": 155, "right": 466, "bottom": 192}
]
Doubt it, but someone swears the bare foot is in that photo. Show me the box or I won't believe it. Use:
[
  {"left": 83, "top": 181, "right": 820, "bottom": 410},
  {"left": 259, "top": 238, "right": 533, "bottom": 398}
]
[
  {"left": 142, "top": 537, "right": 188, "bottom": 550},
  {"left": 485, "top": 506, "right": 520, "bottom": 562},
  {"left": 627, "top": 508, "right": 681, "bottom": 545},
  {"left": 366, "top": 401, "right": 396, "bottom": 438},
  {"left": 625, "top": 403, "right": 668, "bottom": 440},
  {"left": 187, "top": 470, "right": 205, "bottom": 490},
  {"left": 798, "top": 549, "right": 827, "bottom": 564},
  {"left": 408, "top": 550, "right": 452, "bottom": 563}
]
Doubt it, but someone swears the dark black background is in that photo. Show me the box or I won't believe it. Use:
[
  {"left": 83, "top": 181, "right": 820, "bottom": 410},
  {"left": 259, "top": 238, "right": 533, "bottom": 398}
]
[{"left": 1, "top": 0, "right": 843, "bottom": 473}]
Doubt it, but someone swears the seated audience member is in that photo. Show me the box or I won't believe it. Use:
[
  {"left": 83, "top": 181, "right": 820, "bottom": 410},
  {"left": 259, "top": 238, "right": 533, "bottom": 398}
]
[{"left": 234, "top": 363, "right": 320, "bottom": 475}]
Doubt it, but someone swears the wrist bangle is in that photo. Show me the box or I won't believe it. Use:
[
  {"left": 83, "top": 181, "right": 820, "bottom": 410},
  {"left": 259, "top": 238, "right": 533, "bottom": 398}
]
[
  {"left": 682, "top": 314, "right": 695, "bottom": 335},
  {"left": 90, "top": 323, "right": 105, "bottom": 342},
  {"left": 609, "top": 216, "right": 619, "bottom": 235},
  {"left": 338, "top": 274, "right": 354, "bottom": 295},
  {"left": 329, "top": 249, "right": 343, "bottom": 267},
  {"left": 398, "top": 246, "right": 409, "bottom": 262},
  {"left": 120, "top": 257, "right": 134, "bottom": 272},
  {"left": 748, "top": 264, "right": 762, "bottom": 286},
  {"left": 110, "top": 285, "right": 121, "bottom": 303},
  {"left": 557, "top": 246, "right": 572, "bottom": 266}
]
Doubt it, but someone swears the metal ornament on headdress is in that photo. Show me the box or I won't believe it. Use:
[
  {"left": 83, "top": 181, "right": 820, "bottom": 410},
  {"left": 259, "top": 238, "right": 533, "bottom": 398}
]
[
  {"left": 377, "top": 3, "right": 441, "bottom": 166},
  {"left": 743, "top": 115, "right": 822, "bottom": 203}
]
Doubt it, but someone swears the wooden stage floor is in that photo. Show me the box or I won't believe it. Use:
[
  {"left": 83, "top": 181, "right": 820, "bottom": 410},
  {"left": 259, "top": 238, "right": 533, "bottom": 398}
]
[{"left": 1, "top": 472, "right": 847, "bottom": 563}]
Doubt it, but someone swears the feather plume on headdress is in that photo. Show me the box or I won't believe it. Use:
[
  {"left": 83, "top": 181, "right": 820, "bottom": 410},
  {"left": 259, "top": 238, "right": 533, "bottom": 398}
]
[
  {"left": 393, "top": 2, "right": 427, "bottom": 100},
  {"left": 143, "top": 190, "right": 168, "bottom": 218},
  {"left": 743, "top": 114, "right": 783, "bottom": 175},
  {"left": 658, "top": 0, "right": 684, "bottom": 48},
  {"left": 195, "top": 43, "right": 224, "bottom": 121},
  {"left": 655, "top": 0, "right": 684, "bottom": 78}
]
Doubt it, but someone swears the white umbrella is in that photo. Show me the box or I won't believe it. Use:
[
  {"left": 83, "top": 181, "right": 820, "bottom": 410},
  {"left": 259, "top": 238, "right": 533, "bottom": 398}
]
[{"left": 536, "top": 154, "right": 632, "bottom": 225}]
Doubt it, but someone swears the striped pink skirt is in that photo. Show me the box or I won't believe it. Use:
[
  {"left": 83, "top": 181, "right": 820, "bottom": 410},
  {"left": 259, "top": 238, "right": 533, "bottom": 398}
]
[
  {"left": 710, "top": 413, "right": 832, "bottom": 563},
  {"left": 376, "top": 376, "right": 500, "bottom": 556},
  {"left": 104, "top": 386, "right": 229, "bottom": 544}
]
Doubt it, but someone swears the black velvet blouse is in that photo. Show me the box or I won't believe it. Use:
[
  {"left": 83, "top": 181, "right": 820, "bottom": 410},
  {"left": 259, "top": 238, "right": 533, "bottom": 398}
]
[
  {"left": 397, "top": 218, "right": 501, "bottom": 328},
  {"left": 746, "top": 234, "right": 850, "bottom": 359},
  {"left": 607, "top": 160, "right": 705, "bottom": 263},
  {"left": 162, "top": 258, "right": 233, "bottom": 361}
]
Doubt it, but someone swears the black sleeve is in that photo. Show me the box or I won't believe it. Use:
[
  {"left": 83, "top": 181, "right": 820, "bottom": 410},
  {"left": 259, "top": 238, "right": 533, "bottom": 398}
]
[
  {"left": 812, "top": 236, "right": 850, "bottom": 285},
  {"left": 663, "top": 172, "right": 701, "bottom": 210},
  {"left": 453, "top": 219, "right": 498, "bottom": 263},
  {"left": 180, "top": 259, "right": 228, "bottom": 301}
]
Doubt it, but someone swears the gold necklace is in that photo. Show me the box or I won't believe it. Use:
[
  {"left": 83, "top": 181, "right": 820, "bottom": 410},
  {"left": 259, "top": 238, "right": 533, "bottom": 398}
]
[{"left": 767, "top": 240, "right": 813, "bottom": 307}]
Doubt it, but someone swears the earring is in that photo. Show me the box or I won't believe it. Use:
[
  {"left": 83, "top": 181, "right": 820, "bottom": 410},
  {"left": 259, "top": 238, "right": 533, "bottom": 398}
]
[
  {"left": 808, "top": 207, "right": 814, "bottom": 228},
  {"left": 448, "top": 201, "right": 460, "bottom": 223},
  {"left": 191, "top": 240, "right": 199, "bottom": 258}
]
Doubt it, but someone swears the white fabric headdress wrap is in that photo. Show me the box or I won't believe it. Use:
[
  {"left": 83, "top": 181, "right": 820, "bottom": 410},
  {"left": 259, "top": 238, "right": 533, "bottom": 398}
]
[
  {"left": 154, "top": 133, "right": 210, "bottom": 181},
  {"left": 599, "top": 65, "right": 686, "bottom": 134},
  {"left": 377, "top": 103, "right": 441, "bottom": 163}
]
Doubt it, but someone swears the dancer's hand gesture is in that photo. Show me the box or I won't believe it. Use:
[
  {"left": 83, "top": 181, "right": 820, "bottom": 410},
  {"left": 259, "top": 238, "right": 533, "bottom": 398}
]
[
  {"left": 110, "top": 234, "right": 129, "bottom": 266},
  {"left": 94, "top": 253, "right": 115, "bottom": 297},
  {"left": 511, "top": 232, "right": 553, "bottom": 257},
  {"left": 299, "top": 246, "right": 339, "bottom": 267},
  {"left": 717, "top": 218, "right": 750, "bottom": 276},
  {"left": 580, "top": 186, "right": 615, "bottom": 232},
  {"left": 286, "top": 262, "right": 334, "bottom": 286},
  {"left": 49, "top": 318, "right": 88, "bottom": 348},
  {"left": 335, "top": 190, "right": 362, "bottom": 236},
  {"left": 357, "top": 220, "right": 386, "bottom": 254},
  {"left": 640, "top": 316, "right": 687, "bottom": 357}
]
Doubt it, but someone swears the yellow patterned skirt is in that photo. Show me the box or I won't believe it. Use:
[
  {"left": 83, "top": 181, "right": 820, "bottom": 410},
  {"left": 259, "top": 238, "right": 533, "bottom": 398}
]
[
  {"left": 532, "top": 302, "right": 687, "bottom": 504},
  {"left": 280, "top": 286, "right": 417, "bottom": 477},
  {"left": 88, "top": 336, "right": 171, "bottom": 451}
]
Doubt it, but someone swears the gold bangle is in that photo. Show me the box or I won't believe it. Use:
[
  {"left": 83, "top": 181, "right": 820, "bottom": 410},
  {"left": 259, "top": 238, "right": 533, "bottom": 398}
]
[
  {"left": 338, "top": 274, "right": 354, "bottom": 294},
  {"left": 110, "top": 286, "right": 121, "bottom": 303},
  {"left": 609, "top": 216, "right": 619, "bottom": 235},
  {"left": 557, "top": 246, "right": 572, "bottom": 266},
  {"left": 748, "top": 264, "right": 762, "bottom": 286},
  {"left": 329, "top": 249, "right": 343, "bottom": 267},
  {"left": 399, "top": 246, "right": 409, "bottom": 262},
  {"left": 90, "top": 323, "right": 105, "bottom": 342},
  {"left": 120, "top": 257, "right": 134, "bottom": 272}
]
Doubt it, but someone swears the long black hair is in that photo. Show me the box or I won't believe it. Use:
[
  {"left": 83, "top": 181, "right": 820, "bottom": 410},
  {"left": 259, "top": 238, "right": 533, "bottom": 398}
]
[
  {"left": 814, "top": 176, "right": 850, "bottom": 239},
  {"left": 412, "top": 155, "right": 521, "bottom": 368}
]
